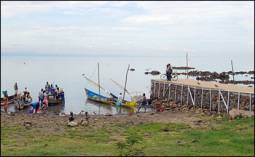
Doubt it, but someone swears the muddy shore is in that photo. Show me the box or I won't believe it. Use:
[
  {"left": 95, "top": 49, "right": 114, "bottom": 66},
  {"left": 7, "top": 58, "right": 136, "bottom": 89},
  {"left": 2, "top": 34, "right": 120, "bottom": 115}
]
[{"left": 1, "top": 108, "right": 221, "bottom": 133}]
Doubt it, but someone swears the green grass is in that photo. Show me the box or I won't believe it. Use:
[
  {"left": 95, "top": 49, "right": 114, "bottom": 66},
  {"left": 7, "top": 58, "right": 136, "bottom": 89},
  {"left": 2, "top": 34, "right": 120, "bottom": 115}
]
[{"left": 1, "top": 117, "right": 254, "bottom": 156}]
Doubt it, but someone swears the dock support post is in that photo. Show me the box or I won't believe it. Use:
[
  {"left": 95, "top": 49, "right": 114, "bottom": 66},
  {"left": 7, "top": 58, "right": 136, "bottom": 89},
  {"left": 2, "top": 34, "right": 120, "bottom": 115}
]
[
  {"left": 187, "top": 86, "right": 189, "bottom": 105},
  {"left": 237, "top": 92, "right": 240, "bottom": 110},
  {"left": 219, "top": 90, "right": 228, "bottom": 113},
  {"left": 174, "top": 85, "right": 177, "bottom": 102},
  {"left": 227, "top": 91, "right": 230, "bottom": 113},
  {"left": 168, "top": 84, "right": 171, "bottom": 101},
  {"left": 218, "top": 89, "right": 220, "bottom": 113},
  {"left": 201, "top": 88, "right": 203, "bottom": 109},
  {"left": 158, "top": 82, "right": 161, "bottom": 98},
  {"left": 209, "top": 89, "right": 212, "bottom": 111},
  {"left": 188, "top": 87, "right": 195, "bottom": 106},
  {"left": 180, "top": 85, "right": 183, "bottom": 105},
  {"left": 153, "top": 81, "right": 156, "bottom": 98},
  {"left": 194, "top": 87, "right": 196, "bottom": 107},
  {"left": 163, "top": 82, "right": 165, "bottom": 98},
  {"left": 249, "top": 93, "right": 252, "bottom": 111}
]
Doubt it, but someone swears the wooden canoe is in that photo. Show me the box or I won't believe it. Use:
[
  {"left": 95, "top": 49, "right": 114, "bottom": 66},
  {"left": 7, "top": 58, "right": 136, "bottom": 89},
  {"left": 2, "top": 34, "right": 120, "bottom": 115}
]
[
  {"left": 85, "top": 88, "right": 137, "bottom": 109},
  {"left": 85, "top": 88, "right": 114, "bottom": 105},
  {"left": 1, "top": 94, "right": 16, "bottom": 106},
  {"left": 47, "top": 93, "right": 65, "bottom": 105}
]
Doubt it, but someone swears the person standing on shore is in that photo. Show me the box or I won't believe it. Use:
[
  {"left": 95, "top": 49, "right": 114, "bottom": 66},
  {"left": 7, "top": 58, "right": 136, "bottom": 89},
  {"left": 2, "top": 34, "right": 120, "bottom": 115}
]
[
  {"left": 45, "top": 82, "right": 50, "bottom": 93},
  {"left": 3, "top": 96, "right": 9, "bottom": 112},
  {"left": 14, "top": 82, "right": 18, "bottom": 96},
  {"left": 166, "top": 64, "right": 173, "bottom": 81},
  {"left": 38, "top": 89, "right": 44, "bottom": 108},
  {"left": 137, "top": 93, "right": 148, "bottom": 113},
  {"left": 116, "top": 93, "right": 123, "bottom": 114},
  {"left": 43, "top": 95, "right": 48, "bottom": 109}
]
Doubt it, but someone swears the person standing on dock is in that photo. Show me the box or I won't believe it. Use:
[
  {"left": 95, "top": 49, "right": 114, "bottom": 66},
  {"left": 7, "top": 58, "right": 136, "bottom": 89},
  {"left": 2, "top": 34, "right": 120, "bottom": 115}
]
[
  {"left": 166, "top": 64, "right": 173, "bottom": 81},
  {"left": 14, "top": 82, "right": 18, "bottom": 96}
]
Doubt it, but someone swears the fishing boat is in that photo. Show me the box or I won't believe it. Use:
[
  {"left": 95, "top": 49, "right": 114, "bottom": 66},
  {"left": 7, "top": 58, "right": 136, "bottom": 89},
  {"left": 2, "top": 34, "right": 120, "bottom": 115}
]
[
  {"left": 15, "top": 99, "right": 32, "bottom": 110},
  {"left": 1, "top": 94, "right": 16, "bottom": 106},
  {"left": 85, "top": 88, "right": 114, "bottom": 105},
  {"left": 84, "top": 63, "right": 137, "bottom": 109},
  {"left": 47, "top": 92, "right": 65, "bottom": 105},
  {"left": 85, "top": 88, "right": 137, "bottom": 109}
]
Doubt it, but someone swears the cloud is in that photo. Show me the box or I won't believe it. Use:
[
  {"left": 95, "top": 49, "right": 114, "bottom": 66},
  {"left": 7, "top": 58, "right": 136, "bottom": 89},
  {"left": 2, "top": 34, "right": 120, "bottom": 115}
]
[
  {"left": 1, "top": 1, "right": 254, "bottom": 59},
  {"left": 122, "top": 1, "right": 254, "bottom": 29},
  {"left": 1, "top": 1, "right": 135, "bottom": 18}
]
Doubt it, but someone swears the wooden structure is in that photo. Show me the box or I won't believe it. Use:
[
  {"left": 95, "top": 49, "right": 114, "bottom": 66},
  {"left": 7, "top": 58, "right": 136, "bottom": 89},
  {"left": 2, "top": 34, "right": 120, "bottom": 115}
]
[{"left": 150, "top": 79, "right": 254, "bottom": 113}]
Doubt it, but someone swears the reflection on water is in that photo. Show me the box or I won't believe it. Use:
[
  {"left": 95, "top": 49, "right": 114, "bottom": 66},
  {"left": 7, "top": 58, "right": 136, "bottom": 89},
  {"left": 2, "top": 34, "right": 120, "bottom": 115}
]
[
  {"left": 1, "top": 101, "right": 66, "bottom": 114},
  {"left": 85, "top": 99, "right": 129, "bottom": 115},
  {"left": 1, "top": 100, "right": 132, "bottom": 115}
]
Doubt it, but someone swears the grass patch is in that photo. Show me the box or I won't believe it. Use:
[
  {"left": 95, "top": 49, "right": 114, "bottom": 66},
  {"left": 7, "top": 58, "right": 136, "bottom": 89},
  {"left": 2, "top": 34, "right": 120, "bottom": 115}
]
[{"left": 1, "top": 117, "right": 254, "bottom": 156}]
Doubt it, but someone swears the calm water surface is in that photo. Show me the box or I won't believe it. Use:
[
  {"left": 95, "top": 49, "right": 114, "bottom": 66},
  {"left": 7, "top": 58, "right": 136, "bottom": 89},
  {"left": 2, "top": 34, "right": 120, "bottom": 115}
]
[{"left": 1, "top": 55, "right": 253, "bottom": 114}]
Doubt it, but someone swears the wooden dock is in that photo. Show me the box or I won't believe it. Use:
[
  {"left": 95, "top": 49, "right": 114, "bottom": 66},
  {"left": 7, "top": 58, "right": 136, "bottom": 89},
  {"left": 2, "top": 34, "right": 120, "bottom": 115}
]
[{"left": 150, "top": 79, "right": 254, "bottom": 113}]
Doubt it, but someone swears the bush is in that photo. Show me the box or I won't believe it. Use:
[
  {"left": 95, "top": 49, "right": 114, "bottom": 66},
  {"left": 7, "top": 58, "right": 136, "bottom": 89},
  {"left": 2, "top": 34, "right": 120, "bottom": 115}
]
[{"left": 116, "top": 132, "right": 145, "bottom": 156}]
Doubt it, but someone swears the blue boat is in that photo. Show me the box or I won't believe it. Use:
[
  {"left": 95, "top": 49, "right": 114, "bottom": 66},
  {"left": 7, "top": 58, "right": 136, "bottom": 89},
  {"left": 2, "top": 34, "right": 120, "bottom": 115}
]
[{"left": 85, "top": 88, "right": 114, "bottom": 105}]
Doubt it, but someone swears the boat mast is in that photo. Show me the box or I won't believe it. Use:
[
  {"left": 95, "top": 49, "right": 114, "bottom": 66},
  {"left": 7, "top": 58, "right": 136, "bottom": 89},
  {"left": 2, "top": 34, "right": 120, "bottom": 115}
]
[
  {"left": 123, "top": 64, "right": 130, "bottom": 101},
  {"left": 98, "top": 62, "right": 101, "bottom": 114},
  {"left": 231, "top": 60, "right": 235, "bottom": 82},
  {"left": 98, "top": 62, "right": 101, "bottom": 99},
  {"left": 186, "top": 52, "right": 188, "bottom": 79}
]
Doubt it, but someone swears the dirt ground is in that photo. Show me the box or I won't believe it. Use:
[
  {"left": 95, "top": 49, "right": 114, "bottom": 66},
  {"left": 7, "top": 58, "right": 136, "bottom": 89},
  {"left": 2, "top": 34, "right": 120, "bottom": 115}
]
[{"left": 1, "top": 108, "right": 220, "bottom": 134}]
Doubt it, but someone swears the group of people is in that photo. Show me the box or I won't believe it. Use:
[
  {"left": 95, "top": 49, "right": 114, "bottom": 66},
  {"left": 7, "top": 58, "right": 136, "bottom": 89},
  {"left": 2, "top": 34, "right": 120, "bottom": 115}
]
[
  {"left": 22, "top": 87, "right": 32, "bottom": 103},
  {"left": 44, "top": 82, "right": 63, "bottom": 99},
  {"left": 31, "top": 82, "right": 62, "bottom": 113}
]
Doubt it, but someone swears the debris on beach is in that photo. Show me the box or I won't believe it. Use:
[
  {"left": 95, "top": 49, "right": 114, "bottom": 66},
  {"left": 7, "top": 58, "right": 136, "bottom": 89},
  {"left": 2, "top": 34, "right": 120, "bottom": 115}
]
[
  {"left": 144, "top": 70, "right": 161, "bottom": 75},
  {"left": 67, "top": 121, "right": 78, "bottom": 127},
  {"left": 229, "top": 109, "right": 254, "bottom": 120}
]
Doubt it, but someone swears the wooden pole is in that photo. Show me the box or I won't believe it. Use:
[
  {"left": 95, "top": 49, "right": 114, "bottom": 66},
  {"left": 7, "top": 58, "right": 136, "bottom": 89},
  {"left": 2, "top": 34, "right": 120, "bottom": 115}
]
[
  {"left": 250, "top": 93, "right": 252, "bottom": 111},
  {"left": 237, "top": 92, "right": 240, "bottom": 110},
  {"left": 180, "top": 85, "right": 183, "bottom": 105},
  {"left": 219, "top": 90, "right": 228, "bottom": 113},
  {"left": 209, "top": 89, "right": 212, "bottom": 111},
  {"left": 123, "top": 64, "right": 130, "bottom": 101},
  {"left": 97, "top": 62, "right": 101, "bottom": 114},
  {"left": 168, "top": 84, "right": 171, "bottom": 101},
  {"left": 227, "top": 91, "right": 230, "bottom": 113},
  {"left": 186, "top": 53, "right": 188, "bottom": 79},
  {"left": 201, "top": 88, "right": 203, "bottom": 109},
  {"left": 231, "top": 60, "right": 235, "bottom": 82},
  {"left": 218, "top": 89, "right": 220, "bottom": 113},
  {"left": 194, "top": 87, "right": 196, "bottom": 107},
  {"left": 187, "top": 86, "right": 189, "bottom": 105},
  {"left": 163, "top": 82, "right": 166, "bottom": 98},
  {"left": 153, "top": 81, "right": 156, "bottom": 98},
  {"left": 174, "top": 85, "right": 177, "bottom": 101},
  {"left": 98, "top": 63, "right": 100, "bottom": 97},
  {"left": 158, "top": 82, "right": 161, "bottom": 98}
]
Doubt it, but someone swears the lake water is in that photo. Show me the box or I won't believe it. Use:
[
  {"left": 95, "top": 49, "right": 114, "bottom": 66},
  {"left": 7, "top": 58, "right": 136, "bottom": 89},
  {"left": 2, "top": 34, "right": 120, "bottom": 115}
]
[{"left": 1, "top": 55, "right": 254, "bottom": 114}]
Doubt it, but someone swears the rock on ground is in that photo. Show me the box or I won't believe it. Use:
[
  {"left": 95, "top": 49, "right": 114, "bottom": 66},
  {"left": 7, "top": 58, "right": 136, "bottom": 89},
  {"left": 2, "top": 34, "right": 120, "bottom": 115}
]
[{"left": 229, "top": 109, "right": 254, "bottom": 120}]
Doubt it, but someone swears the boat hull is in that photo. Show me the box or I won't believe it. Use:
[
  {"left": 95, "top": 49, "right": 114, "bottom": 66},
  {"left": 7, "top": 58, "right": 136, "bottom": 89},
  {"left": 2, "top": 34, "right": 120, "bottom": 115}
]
[
  {"left": 85, "top": 88, "right": 137, "bottom": 109},
  {"left": 1, "top": 94, "right": 16, "bottom": 106}
]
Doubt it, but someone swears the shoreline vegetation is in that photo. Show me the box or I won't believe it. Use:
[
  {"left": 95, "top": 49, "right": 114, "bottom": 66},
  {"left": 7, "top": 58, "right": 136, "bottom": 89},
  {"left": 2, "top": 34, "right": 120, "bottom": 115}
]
[{"left": 1, "top": 110, "right": 254, "bottom": 156}]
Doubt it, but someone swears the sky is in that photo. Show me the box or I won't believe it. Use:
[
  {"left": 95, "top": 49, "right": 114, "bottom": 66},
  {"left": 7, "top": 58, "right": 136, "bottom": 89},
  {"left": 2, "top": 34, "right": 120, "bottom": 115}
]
[{"left": 1, "top": 1, "right": 254, "bottom": 61}]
